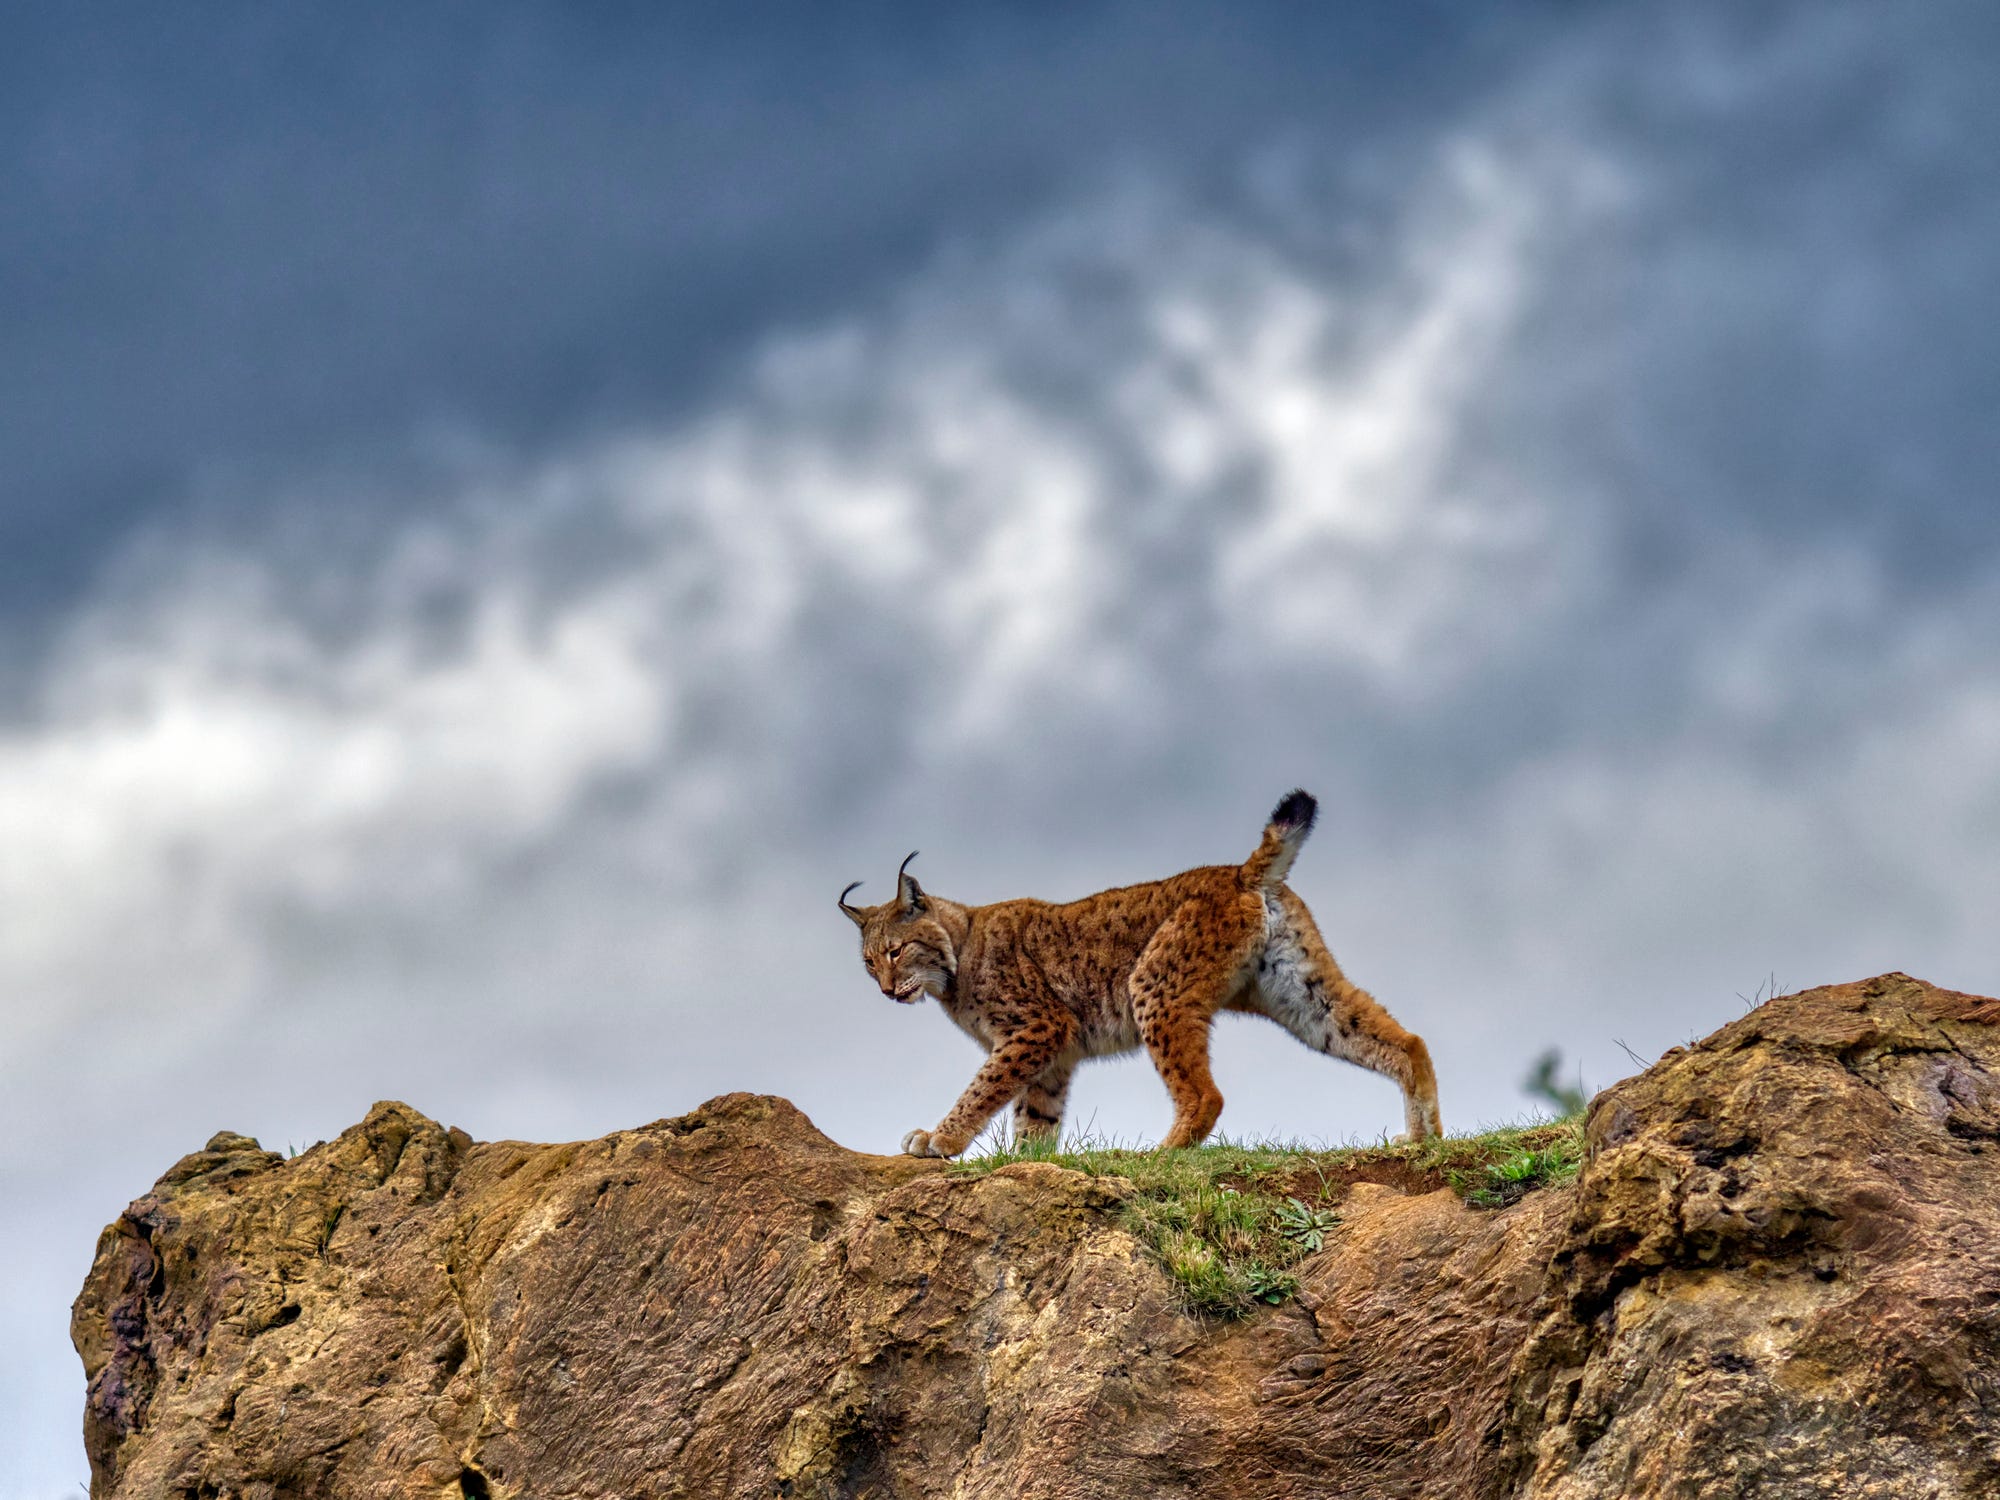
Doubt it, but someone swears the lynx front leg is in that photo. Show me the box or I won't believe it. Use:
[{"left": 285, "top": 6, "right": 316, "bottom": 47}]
[
  {"left": 1012, "top": 1057, "right": 1076, "bottom": 1144},
  {"left": 903, "top": 1017, "right": 1075, "bottom": 1158}
]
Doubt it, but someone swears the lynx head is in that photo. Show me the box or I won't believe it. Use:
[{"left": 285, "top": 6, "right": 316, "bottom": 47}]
[{"left": 838, "top": 851, "right": 957, "bottom": 1003}]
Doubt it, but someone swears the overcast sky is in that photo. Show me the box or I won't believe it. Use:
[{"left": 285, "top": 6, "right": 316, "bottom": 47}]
[{"left": 6, "top": 4, "right": 1999, "bottom": 1490}]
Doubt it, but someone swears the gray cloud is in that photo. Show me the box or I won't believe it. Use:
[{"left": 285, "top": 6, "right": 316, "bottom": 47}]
[{"left": 0, "top": 2, "right": 1526, "bottom": 646}]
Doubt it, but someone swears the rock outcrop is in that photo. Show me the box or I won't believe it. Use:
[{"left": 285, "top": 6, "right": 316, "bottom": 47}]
[{"left": 74, "top": 973, "right": 2000, "bottom": 1499}]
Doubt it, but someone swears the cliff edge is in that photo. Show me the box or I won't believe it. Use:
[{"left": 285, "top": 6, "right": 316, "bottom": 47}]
[{"left": 74, "top": 972, "right": 2000, "bottom": 1499}]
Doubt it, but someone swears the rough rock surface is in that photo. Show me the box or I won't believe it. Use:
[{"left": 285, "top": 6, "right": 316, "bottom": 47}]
[{"left": 73, "top": 973, "right": 2000, "bottom": 1499}]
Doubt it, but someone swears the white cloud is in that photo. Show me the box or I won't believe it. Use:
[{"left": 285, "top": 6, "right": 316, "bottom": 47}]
[
  {"left": 3, "top": 136, "right": 1612, "bottom": 1071},
  {"left": 3, "top": 88, "right": 1993, "bottom": 1153},
  {"left": 1207, "top": 145, "right": 1560, "bottom": 679},
  {"left": 6, "top": 105, "right": 1996, "bottom": 1113},
  {"left": 0, "top": 540, "right": 670, "bottom": 1047}
]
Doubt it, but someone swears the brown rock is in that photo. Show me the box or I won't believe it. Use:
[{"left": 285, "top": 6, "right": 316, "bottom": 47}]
[
  {"left": 1499, "top": 971, "right": 2000, "bottom": 1498},
  {"left": 72, "top": 973, "right": 2000, "bottom": 1498}
]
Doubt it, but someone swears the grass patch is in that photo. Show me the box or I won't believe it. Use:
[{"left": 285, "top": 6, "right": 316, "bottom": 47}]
[
  {"left": 952, "top": 1115, "right": 1587, "bottom": 1317},
  {"left": 1453, "top": 1131, "right": 1586, "bottom": 1208}
]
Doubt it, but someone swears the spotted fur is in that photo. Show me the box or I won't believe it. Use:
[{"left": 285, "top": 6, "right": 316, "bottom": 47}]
[{"left": 840, "top": 790, "right": 1442, "bottom": 1157}]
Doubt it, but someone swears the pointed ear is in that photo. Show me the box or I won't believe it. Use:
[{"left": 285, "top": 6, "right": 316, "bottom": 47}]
[
  {"left": 837, "top": 881, "right": 867, "bottom": 928},
  {"left": 896, "top": 850, "right": 925, "bottom": 913}
]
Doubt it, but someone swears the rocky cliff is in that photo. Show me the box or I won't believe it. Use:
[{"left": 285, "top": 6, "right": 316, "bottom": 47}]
[{"left": 74, "top": 972, "right": 2000, "bottom": 1499}]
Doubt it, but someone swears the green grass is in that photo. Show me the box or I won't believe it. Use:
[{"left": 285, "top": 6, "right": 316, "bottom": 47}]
[
  {"left": 1453, "top": 1132, "right": 1586, "bottom": 1209},
  {"left": 952, "top": 1115, "right": 1587, "bottom": 1317}
]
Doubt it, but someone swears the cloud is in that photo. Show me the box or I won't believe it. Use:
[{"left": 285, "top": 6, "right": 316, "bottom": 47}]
[
  {"left": 0, "top": 133, "right": 1609, "bottom": 1073},
  {"left": 6, "top": 80, "right": 1997, "bottom": 1108},
  {"left": 0, "top": 531, "right": 670, "bottom": 1049}
]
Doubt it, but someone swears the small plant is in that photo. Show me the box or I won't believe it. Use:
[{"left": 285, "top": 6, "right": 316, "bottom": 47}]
[
  {"left": 1522, "top": 1048, "right": 1590, "bottom": 1117},
  {"left": 1737, "top": 973, "right": 1791, "bottom": 1012},
  {"left": 1461, "top": 1134, "right": 1585, "bottom": 1209},
  {"left": 1242, "top": 1262, "right": 1299, "bottom": 1306},
  {"left": 1272, "top": 1196, "right": 1341, "bottom": 1252}
]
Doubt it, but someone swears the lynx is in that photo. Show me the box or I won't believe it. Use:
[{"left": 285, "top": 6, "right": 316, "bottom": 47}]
[{"left": 839, "top": 791, "right": 1441, "bottom": 1156}]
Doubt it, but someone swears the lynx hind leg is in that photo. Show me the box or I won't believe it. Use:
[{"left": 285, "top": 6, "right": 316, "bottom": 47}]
[
  {"left": 1260, "top": 890, "right": 1442, "bottom": 1140},
  {"left": 1012, "top": 1057, "right": 1076, "bottom": 1144},
  {"left": 1131, "top": 896, "right": 1264, "bottom": 1150}
]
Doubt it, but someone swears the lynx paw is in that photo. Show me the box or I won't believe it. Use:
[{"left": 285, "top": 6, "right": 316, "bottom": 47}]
[{"left": 901, "top": 1129, "right": 947, "bottom": 1158}]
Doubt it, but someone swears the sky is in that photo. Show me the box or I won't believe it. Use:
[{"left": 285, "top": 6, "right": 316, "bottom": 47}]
[{"left": 5, "top": 3, "right": 1999, "bottom": 1490}]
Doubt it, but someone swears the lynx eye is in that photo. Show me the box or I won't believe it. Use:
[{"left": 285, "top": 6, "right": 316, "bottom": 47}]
[{"left": 888, "top": 944, "right": 908, "bottom": 961}]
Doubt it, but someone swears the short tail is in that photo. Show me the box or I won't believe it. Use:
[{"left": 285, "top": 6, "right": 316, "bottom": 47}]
[{"left": 1240, "top": 789, "right": 1317, "bottom": 891}]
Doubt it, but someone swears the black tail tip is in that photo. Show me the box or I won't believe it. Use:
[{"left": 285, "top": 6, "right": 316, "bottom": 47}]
[{"left": 1271, "top": 788, "right": 1318, "bottom": 834}]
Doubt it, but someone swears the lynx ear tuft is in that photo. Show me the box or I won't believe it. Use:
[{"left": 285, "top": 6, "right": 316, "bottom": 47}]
[
  {"left": 837, "top": 880, "right": 867, "bottom": 927},
  {"left": 896, "top": 850, "right": 925, "bottom": 912}
]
